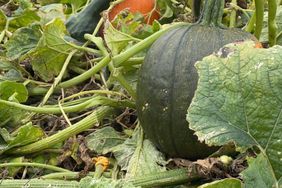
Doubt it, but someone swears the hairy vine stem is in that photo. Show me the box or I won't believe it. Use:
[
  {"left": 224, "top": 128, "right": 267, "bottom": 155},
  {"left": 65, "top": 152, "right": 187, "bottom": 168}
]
[
  {"left": 5, "top": 107, "right": 115, "bottom": 155},
  {"left": 254, "top": 0, "right": 264, "bottom": 39},
  {"left": 229, "top": 0, "right": 237, "bottom": 28},
  {"left": 0, "top": 163, "right": 71, "bottom": 173},
  {"left": 268, "top": 0, "right": 278, "bottom": 46}
]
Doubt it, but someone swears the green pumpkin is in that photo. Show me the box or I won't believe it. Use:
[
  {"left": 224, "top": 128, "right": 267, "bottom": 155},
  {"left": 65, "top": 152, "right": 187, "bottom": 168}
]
[
  {"left": 136, "top": 0, "right": 257, "bottom": 159},
  {"left": 66, "top": 0, "right": 110, "bottom": 41}
]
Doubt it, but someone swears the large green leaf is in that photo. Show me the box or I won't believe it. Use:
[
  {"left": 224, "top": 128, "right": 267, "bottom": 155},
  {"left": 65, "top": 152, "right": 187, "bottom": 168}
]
[{"left": 187, "top": 42, "right": 282, "bottom": 181}]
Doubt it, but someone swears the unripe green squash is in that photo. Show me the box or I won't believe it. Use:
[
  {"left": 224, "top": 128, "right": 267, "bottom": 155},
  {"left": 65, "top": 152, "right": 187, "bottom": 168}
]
[
  {"left": 66, "top": 0, "right": 110, "bottom": 41},
  {"left": 136, "top": 0, "right": 258, "bottom": 159}
]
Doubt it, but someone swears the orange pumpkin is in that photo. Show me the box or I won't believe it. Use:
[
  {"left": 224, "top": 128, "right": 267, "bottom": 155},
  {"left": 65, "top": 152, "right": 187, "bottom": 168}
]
[{"left": 109, "top": 0, "right": 160, "bottom": 24}]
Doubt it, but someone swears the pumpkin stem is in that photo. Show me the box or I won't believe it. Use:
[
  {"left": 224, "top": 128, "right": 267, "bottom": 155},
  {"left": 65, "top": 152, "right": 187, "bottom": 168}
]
[
  {"left": 199, "top": 0, "right": 225, "bottom": 27},
  {"left": 192, "top": 0, "right": 202, "bottom": 22}
]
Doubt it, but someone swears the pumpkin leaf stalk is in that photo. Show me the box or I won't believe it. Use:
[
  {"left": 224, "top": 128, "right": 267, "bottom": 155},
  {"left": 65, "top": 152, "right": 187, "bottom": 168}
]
[
  {"left": 254, "top": 0, "right": 264, "bottom": 39},
  {"left": 268, "top": 0, "right": 278, "bottom": 46}
]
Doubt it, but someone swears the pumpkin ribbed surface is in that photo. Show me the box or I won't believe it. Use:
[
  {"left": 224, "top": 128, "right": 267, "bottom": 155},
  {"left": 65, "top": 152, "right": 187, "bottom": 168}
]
[{"left": 136, "top": 0, "right": 257, "bottom": 159}]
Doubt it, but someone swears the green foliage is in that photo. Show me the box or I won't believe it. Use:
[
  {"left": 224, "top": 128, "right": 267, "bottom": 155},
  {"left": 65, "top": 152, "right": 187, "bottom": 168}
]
[
  {"left": 5, "top": 24, "right": 42, "bottom": 60},
  {"left": 0, "top": 81, "right": 28, "bottom": 125},
  {"left": 112, "top": 127, "right": 166, "bottom": 178},
  {"left": 0, "top": 10, "right": 7, "bottom": 31},
  {"left": 6, "top": 157, "right": 24, "bottom": 177},
  {"left": 85, "top": 126, "right": 127, "bottom": 154},
  {"left": 261, "top": 5, "right": 282, "bottom": 45},
  {"left": 0, "top": 56, "right": 24, "bottom": 81},
  {"left": 0, "top": 122, "right": 44, "bottom": 153},
  {"left": 26, "top": 18, "right": 75, "bottom": 81},
  {"left": 38, "top": 4, "right": 66, "bottom": 24},
  {"left": 157, "top": 0, "right": 174, "bottom": 19},
  {"left": 80, "top": 177, "right": 139, "bottom": 188},
  {"left": 0, "top": 80, "right": 28, "bottom": 102},
  {"left": 111, "top": 11, "right": 161, "bottom": 39},
  {"left": 241, "top": 154, "right": 278, "bottom": 188},
  {"left": 198, "top": 178, "right": 242, "bottom": 188},
  {"left": 86, "top": 126, "right": 166, "bottom": 179},
  {"left": 187, "top": 41, "right": 282, "bottom": 182},
  {"left": 0, "top": 0, "right": 281, "bottom": 187},
  {"left": 9, "top": 9, "right": 40, "bottom": 31},
  {"left": 104, "top": 20, "right": 136, "bottom": 56},
  {"left": 60, "top": 0, "right": 88, "bottom": 12}
]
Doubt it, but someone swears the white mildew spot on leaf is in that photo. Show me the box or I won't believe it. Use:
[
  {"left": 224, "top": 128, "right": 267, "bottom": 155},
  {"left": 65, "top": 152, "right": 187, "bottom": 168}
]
[{"left": 255, "top": 62, "right": 264, "bottom": 69}]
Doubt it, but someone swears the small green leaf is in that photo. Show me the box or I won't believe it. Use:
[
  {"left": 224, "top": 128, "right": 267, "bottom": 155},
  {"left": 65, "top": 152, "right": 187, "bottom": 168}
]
[
  {"left": 37, "top": 0, "right": 61, "bottom": 5},
  {"left": 18, "top": 0, "right": 33, "bottom": 9},
  {"left": 7, "top": 157, "right": 24, "bottom": 177},
  {"left": 0, "top": 128, "right": 11, "bottom": 143},
  {"left": 29, "top": 47, "right": 68, "bottom": 82},
  {"left": 0, "top": 81, "right": 28, "bottom": 125},
  {"left": 198, "top": 178, "right": 242, "bottom": 188},
  {"left": 126, "top": 139, "right": 166, "bottom": 179},
  {"left": 0, "top": 57, "right": 24, "bottom": 81},
  {"left": 112, "top": 127, "right": 166, "bottom": 178},
  {"left": 241, "top": 154, "right": 278, "bottom": 188},
  {"left": 0, "top": 122, "right": 44, "bottom": 153},
  {"left": 157, "top": 0, "right": 174, "bottom": 19},
  {"left": 111, "top": 11, "right": 160, "bottom": 39},
  {"left": 85, "top": 126, "right": 126, "bottom": 154},
  {"left": 0, "top": 80, "right": 28, "bottom": 102},
  {"left": 8, "top": 122, "right": 44, "bottom": 148},
  {"left": 5, "top": 24, "right": 42, "bottom": 60},
  {"left": 161, "top": 3, "right": 174, "bottom": 19},
  {"left": 104, "top": 21, "right": 135, "bottom": 56},
  {"left": 38, "top": 4, "right": 66, "bottom": 24},
  {"left": 42, "top": 18, "right": 73, "bottom": 53},
  {"left": 9, "top": 9, "right": 40, "bottom": 31},
  {"left": 0, "top": 10, "right": 7, "bottom": 31},
  {"left": 60, "top": 0, "right": 87, "bottom": 12},
  {"left": 0, "top": 105, "right": 25, "bottom": 126}
]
